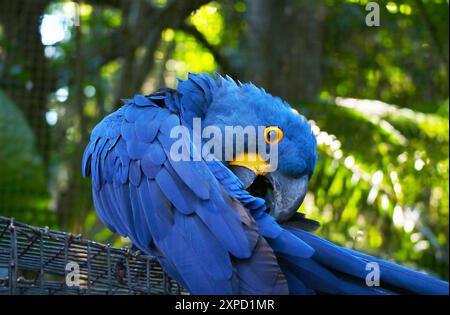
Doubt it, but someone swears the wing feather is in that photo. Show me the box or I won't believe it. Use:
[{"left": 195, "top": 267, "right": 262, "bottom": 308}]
[{"left": 82, "top": 94, "right": 287, "bottom": 294}]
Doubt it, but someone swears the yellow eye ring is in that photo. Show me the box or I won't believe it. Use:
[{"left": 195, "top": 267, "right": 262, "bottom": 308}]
[{"left": 264, "top": 126, "right": 283, "bottom": 144}]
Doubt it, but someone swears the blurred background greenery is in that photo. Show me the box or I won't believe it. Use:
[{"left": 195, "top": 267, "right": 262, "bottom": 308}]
[{"left": 0, "top": 0, "right": 448, "bottom": 280}]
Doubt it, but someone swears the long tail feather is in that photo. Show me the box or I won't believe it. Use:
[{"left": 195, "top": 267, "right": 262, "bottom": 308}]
[{"left": 281, "top": 227, "right": 449, "bottom": 295}]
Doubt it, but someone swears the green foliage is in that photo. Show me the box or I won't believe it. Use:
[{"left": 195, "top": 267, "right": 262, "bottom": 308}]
[
  {"left": 297, "top": 98, "right": 449, "bottom": 279},
  {"left": 0, "top": 91, "right": 52, "bottom": 225},
  {"left": 321, "top": 0, "right": 449, "bottom": 111},
  {"left": 0, "top": 0, "right": 447, "bottom": 280}
]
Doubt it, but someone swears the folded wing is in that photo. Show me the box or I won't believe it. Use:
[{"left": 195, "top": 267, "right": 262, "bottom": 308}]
[{"left": 82, "top": 94, "right": 287, "bottom": 294}]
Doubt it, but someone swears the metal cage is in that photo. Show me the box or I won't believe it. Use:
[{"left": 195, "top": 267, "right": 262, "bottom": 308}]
[{"left": 0, "top": 216, "right": 187, "bottom": 295}]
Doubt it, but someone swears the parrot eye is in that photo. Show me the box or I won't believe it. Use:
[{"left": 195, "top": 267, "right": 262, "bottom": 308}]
[{"left": 264, "top": 126, "right": 283, "bottom": 144}]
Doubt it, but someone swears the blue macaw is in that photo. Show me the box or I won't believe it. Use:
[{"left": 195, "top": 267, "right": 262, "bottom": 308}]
[{"left": 82, "top": 73, "right": 448, "bottom": 295}]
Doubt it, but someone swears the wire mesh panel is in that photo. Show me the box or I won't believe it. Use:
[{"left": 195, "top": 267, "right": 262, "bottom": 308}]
[{"left": 0, "top": 216, "right": 187, "bottom": 295}]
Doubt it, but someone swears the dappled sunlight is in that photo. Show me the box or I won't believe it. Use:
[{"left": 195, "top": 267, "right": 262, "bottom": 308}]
[{"left": 0, "top": 0, "right": 448, "bottom": 281}]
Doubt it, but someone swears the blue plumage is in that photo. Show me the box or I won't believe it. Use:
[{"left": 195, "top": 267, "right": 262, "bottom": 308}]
[{"left": 83, "top": 72, "right": 448, "bottom": 295}]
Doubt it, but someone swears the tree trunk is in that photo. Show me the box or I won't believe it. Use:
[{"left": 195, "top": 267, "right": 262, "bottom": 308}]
[
  {"left": 244, "top": 0, "right": 325, "bottom": 102},
  {"left": 0, "top": 0, "right": 55, "bottom": 169}
]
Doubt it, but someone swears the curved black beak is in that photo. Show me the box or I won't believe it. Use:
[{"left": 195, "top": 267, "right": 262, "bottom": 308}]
[
  {"left": 229, "top": 166, "right": 309, "bottom": 223},
  {"left": 266, "top": 172, "right": 309, "bottom": 223},
  {"left": 229, "top": 165, "right": 257, "bottom": 189}
]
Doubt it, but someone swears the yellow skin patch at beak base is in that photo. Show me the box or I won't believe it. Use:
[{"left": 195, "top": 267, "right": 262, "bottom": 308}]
[{"left": 229, "top": 152, "right": 271, "bottom": 175}]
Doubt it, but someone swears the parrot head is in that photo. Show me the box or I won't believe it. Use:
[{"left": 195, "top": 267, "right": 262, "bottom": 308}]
[{"left": 197, "top": 75, "right": 318, "bottom": 223}]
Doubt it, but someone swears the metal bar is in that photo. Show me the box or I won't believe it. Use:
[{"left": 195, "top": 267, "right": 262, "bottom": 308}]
[
  {"left": 18, "top": 236, "right": 38, "bottom": 259},
  {"left": 0, "top": 216, "right": 187, "bottom": 295},
  {"left": 63, "top": 235, "right": 69, "bottom": 295},
  {"left": 87, "top": 243, "right": 91, "bottom": 294},
  {"left": 40, "top": 234, "right": 44, "bottom": 295},
  {"left": 146, "top": 257, "right": 151, "bottom": 294},
  {"left": 86, "top": 242, "right": 107, "bottom": 261},
  {"left": 0, "top": 225, "right": 9, "bottom": 240},
  {"left": 126, "top": 253, "right": 132, "bottom": 293},
  {"left": 163, "top": 271, "right": 168, "bottom": 295},
  {"left": 42, "top": 244, "right": 66, "bottom": 268},
  {"left": 8, "top": 218, "right": 17, "bottom": 295},
  {"left": 107, "top": 244, "right": 112, "bottom": 295}
]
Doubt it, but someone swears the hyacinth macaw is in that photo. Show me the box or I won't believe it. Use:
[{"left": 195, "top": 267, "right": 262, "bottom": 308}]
[{"left": 82, "top": 73, "right": 448, "bottom": 295}]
